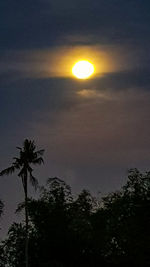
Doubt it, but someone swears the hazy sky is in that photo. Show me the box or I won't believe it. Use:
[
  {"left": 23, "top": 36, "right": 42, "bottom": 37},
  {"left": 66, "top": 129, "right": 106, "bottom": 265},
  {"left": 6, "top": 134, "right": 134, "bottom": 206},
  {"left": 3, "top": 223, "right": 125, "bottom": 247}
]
[{"left": 1, "top": 0, "right": 150, "bottom": 237}]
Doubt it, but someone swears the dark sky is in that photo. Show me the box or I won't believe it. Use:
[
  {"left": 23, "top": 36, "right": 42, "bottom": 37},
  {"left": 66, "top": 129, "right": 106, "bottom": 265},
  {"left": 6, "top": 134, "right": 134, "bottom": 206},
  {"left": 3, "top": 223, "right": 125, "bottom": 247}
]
[{"left": 1, "top": 0, "right": 150, "bottom": 237}]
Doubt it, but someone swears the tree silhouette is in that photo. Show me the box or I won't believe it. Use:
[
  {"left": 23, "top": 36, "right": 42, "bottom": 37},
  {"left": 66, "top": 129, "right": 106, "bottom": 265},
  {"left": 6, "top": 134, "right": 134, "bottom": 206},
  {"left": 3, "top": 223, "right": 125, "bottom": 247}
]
[
  {"left": 0, "top": 139, "right": 44, "bottom": 267},
  {"left": 101, "top": 169, "right": 150, "bottom": 266},
  {"left": 2, "top": 169, "right": 150, "bottom": 266}
]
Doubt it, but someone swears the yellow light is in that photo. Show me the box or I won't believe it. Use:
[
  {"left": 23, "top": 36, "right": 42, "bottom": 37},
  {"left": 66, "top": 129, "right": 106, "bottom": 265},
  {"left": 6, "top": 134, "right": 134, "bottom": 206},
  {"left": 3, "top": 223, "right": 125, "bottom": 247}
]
[{"left": 72, "top": 60, "right": 95, "bottom": 79}]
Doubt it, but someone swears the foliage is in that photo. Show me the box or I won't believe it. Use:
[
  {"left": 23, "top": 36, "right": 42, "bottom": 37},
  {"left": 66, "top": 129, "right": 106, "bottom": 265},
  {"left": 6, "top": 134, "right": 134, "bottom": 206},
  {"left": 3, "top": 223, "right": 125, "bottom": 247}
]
[
  {"left": 1, "top": 169, "right": 150, "bottom": 266},
  {"left": 0, "top": 139, "right": 44, "bottom": 190}
]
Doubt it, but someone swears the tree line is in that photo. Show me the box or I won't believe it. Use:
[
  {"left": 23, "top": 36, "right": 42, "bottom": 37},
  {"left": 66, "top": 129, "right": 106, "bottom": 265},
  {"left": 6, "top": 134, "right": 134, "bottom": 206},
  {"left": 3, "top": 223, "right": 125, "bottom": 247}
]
[{"left": 0, "top": 140, "right": 150, "bottom": 267}]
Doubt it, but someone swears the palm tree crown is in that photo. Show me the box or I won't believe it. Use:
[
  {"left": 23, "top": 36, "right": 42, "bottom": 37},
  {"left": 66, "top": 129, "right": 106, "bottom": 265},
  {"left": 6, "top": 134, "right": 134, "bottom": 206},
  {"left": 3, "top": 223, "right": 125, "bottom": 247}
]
[{"left": 0, "top": 139, "right": 44, "bottom": 189}]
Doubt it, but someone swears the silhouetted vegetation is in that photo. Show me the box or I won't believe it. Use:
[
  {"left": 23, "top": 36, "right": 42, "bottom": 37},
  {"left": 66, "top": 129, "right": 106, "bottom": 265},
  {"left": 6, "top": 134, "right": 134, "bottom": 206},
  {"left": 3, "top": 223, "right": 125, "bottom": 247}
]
[
  {"left": 1, "top": 141, "right": 150, "bottom": 266},
  {"left": 0, "top": 139, "right": 44, "bottom": 267}
]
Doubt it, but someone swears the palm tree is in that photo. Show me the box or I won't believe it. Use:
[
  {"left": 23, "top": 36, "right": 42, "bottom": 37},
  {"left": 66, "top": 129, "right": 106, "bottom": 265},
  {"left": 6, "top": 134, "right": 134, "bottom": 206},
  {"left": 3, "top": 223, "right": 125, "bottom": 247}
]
[{"left": 0, "top": 139, "right": 44, "bottom": 267}]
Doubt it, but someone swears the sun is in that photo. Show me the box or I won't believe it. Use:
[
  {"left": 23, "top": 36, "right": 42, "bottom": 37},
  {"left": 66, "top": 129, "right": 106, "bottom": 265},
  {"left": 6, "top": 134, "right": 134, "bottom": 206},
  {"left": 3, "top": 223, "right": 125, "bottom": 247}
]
[{"left": 72, "top": 60, "right": 95, "bottom": 79}]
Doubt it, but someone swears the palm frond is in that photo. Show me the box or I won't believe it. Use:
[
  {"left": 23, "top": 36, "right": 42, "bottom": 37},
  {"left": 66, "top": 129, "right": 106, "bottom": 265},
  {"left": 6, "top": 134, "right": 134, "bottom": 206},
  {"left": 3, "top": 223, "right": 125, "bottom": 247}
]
[
  {"left": 24, "top": 139, "right": 36, "bottom": 152},
  {"left": 27, "top": 165, "right": 38, "bottom": 190},
  {"left": 16, "top": 147, "right": 21, "bottom": 150},
  {"left": 13, "top": 158, "right": 22, "bottom": 169},
  {"left": 29, "top": 173, "right": 38, "bottom": 190},
  {"left": 16, "top": 201, "right": 25, "bottom": 213},
  {"left": 0, "top": 166, "right": 16, "bottom": 176},
  {"left": 36, "top": 149, "right": 45, "bottom": 156},
  {"left": 32, "top": 157, "right": 44, "bottom": 165},
  {"left": 18, "top": 167, "right": 26, "bottom": 178},
  {"left": 13, "top": 157, "right": 21, "bottom": 163}
]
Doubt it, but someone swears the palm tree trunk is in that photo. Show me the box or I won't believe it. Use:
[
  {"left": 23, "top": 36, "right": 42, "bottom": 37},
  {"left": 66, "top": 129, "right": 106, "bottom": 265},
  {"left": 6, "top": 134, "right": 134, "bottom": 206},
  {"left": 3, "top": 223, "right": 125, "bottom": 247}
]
[{"left": 24, "top": 175, "right": 29, "bottom": 267}]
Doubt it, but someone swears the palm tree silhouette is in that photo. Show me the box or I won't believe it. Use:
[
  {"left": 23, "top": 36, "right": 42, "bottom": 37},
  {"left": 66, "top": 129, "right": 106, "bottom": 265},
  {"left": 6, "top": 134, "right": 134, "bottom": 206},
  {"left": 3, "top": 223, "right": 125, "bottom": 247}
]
[{"left": 0, "top": 139, "right": 44, "bottom": 267}]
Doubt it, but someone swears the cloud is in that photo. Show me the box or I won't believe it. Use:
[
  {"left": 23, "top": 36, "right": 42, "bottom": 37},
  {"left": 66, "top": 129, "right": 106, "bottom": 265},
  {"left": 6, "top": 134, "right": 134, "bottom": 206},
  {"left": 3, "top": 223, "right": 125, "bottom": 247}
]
[
  {"left": 77, "top": 89, "right": 113, "bottom": 100},
  {"left": 1, "top": 0, "right": 150, "bottom": 238},
  {"left": 1, "top": 0, "right": 150, "bottom": 50},
  {"left": 0, "top": 44, "right": 146, "bottom": 82}
]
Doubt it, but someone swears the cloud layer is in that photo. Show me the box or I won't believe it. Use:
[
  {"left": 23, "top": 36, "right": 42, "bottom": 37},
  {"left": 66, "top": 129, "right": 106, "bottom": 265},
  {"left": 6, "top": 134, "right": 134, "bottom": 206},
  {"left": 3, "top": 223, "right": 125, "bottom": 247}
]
[{"left": 1, "top": 0, "right": 150, "bottom": 237}]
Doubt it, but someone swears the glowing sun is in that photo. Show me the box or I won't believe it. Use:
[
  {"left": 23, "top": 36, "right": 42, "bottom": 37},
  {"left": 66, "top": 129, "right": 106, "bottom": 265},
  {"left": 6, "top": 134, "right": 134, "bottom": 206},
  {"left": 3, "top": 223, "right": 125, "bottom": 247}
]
[{"left": 72, "top": 60, "right": 95, "bottom": 79}]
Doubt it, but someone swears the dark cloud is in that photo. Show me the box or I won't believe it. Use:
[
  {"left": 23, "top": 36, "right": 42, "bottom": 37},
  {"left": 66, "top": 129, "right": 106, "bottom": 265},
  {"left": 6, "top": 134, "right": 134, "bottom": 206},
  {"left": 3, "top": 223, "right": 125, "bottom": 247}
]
[
  {"left": 91, "top": 69, "right": 150, "bottom": 91},
  {"left": 1, "top": 68, "right": 150, "bottom": 144},
  {"left": 1, "top": 0, "right": 150, "bottom": 49}
]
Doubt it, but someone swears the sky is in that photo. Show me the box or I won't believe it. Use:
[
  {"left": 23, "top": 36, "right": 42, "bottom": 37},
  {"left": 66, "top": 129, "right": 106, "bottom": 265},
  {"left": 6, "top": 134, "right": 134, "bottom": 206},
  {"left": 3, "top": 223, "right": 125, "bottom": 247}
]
[{"left": 1, "top": 0, "right": 150, "bottom": 237}]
